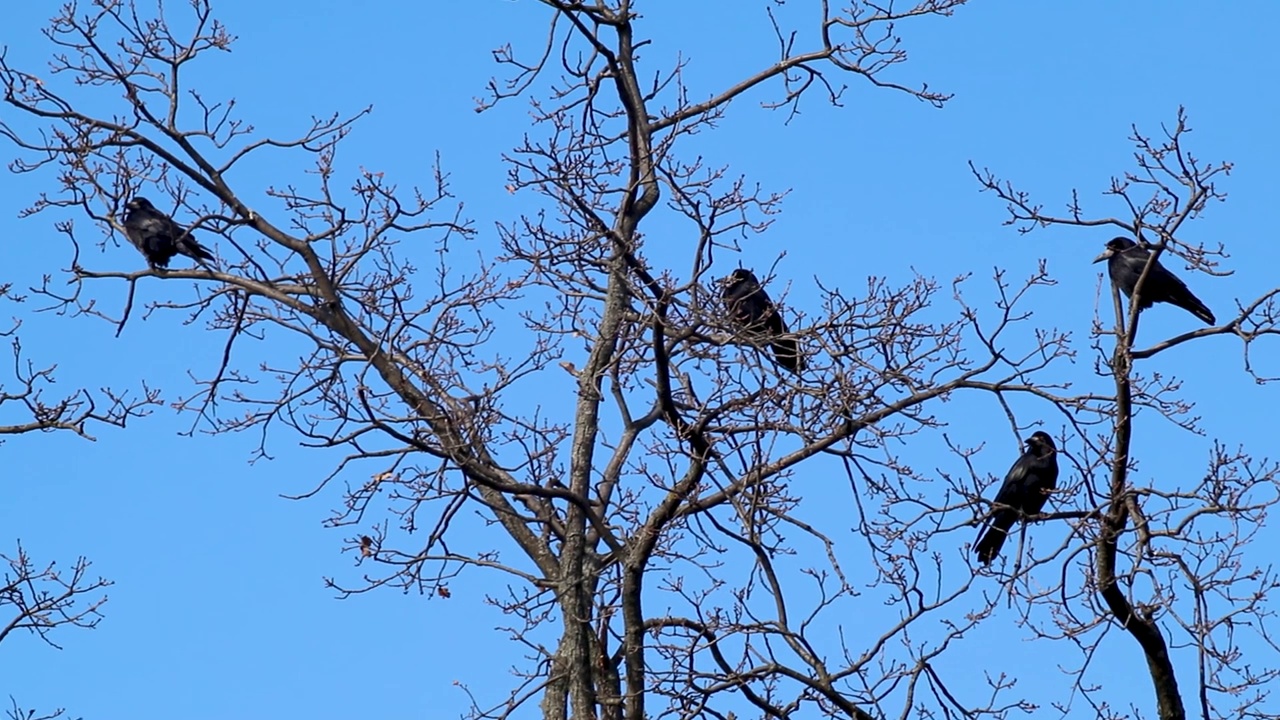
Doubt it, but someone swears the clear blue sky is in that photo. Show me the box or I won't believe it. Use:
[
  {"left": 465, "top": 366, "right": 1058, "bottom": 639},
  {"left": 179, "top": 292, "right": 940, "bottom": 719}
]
[{"left": 3, "top": 2, "right": 1279, "bottom": 718}]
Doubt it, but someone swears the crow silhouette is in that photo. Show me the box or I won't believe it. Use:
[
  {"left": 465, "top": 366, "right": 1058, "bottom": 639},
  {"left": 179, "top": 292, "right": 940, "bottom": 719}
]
[
  {"left": 1093, "top": 237, "right": 1214, "bottom": 325},
  {"left": 720, "top": 268, "right": 804, "bottom": 374},
  {"left": 122, "top": 197, "right": 214, "bottom": 270},
  {"left": 975, "top": 431, "right": 1059, "bottom": 565}
]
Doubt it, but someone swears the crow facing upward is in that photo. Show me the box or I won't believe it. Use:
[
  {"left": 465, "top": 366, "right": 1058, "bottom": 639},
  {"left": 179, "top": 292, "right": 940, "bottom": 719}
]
[
  {"left": 122, "top": 197, "right": 215, "bottom": 270},
  {"left": 974, "top": 431, "right": 1059, "bottom": 566},
  {"left": 719, "top": 268, "right": 805, "bottom": 374},
  {"left": 1093, "top": 237, "right": 1215, "bottom": 325}
]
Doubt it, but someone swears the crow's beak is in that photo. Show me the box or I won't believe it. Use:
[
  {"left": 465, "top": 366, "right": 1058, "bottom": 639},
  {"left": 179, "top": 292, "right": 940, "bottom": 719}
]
[{"left": 1091, "top": 249, "right": 1112, "bottom": 264}]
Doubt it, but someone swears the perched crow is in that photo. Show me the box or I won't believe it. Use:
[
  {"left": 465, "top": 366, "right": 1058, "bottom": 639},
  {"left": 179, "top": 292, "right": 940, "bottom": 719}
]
[
  {"left": 122, "top": 197, "right": 215, "bottom": 270},
  {"left": 720, "top": 268, "right": 805, "bottom": 374},
  {"left": 1093, "top": 237, "right": 1215, "bottom": 325},
  {"left": 974, "top": 431, "right": 1059, "bottom": 566}
]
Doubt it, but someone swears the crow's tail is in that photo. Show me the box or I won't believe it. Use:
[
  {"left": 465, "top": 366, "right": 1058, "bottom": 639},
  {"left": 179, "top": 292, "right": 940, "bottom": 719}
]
[
  {"left": 1169, "top": 285, "right": 1216, "bottom": 325},
  {"left": 771, "top": 336, "right": 805, "bottom": 374},
  {"left": 179, "top": 234, "right": 215, "bottom": 265},
  {"left": 975, "top": 510, "right": 1017, "bottom": 565}
]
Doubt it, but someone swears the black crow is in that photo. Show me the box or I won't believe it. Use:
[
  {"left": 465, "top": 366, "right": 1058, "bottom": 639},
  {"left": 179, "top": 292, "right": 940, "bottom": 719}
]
[
  {"left": 1093, "top": 237, "right": 1215, "bottom": 325},
  {"left": 720, "top": 268, "right": 805, "bottom": 374},
  {"left": 122, "top": 197, "right": 215, "bottom": 270},
  {"left": 974, "top": 431, "right": 1059, "bottom": 566}
]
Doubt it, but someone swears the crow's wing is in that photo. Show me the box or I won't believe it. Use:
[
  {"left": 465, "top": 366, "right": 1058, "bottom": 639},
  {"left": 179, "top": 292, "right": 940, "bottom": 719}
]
[
  {"left": 726, "top": 285, "right": 774, "bottom": 332},
  {"left": 1142, "top": 263, "right": 1214, "bottom": 324},
  {"left": 1019, "top": 454, "right": 1058, "bottom": 516},
  {"left": 1118, "top": 251, "right": 1215, "bottom": 323},
  {"left": 127, "top": 213, "right": 175, "bottom": 256},
  {"left": 990, "top": 448, "right": 1036, "bottom": 509}
]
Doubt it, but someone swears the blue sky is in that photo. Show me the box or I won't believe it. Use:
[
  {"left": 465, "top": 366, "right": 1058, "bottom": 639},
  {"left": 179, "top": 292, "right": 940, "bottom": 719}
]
[{"left": 3, "top": 1, "right": 1279, "bottom": 718}]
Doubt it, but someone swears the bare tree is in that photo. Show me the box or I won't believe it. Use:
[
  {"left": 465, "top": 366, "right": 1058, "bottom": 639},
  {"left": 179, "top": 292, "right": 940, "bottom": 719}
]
[
  {"left": 1, "top": 541, "right": 105, "bottom": 720},
  {"left": 3, "top": 2, "right": 1279, "bottom": 719},
  {"left": 1, "top": 287, "right": 153, "bottom": 719},
  {"left": 971, "top": 110, "right": 1280, "bottom": 720}
]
